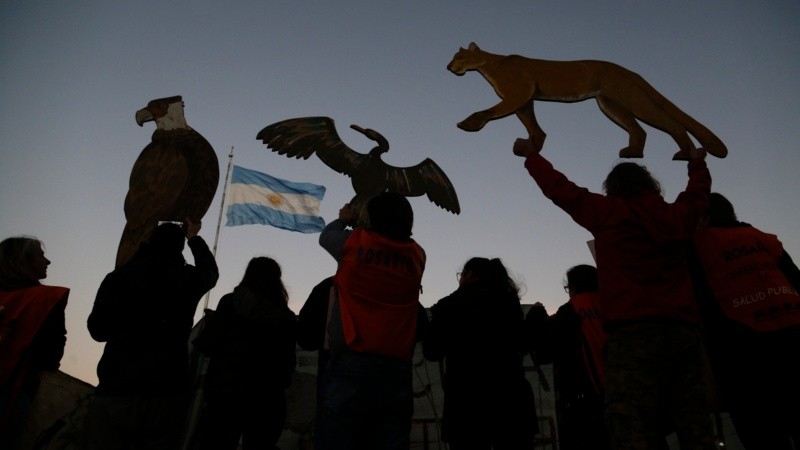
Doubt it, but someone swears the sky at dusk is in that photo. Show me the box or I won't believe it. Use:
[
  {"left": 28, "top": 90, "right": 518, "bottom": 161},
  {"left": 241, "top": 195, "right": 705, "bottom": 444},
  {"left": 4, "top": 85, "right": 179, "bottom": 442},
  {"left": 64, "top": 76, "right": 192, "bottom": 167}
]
[{"left": 2, "top": 1, "right": 798, "bottom": 385}]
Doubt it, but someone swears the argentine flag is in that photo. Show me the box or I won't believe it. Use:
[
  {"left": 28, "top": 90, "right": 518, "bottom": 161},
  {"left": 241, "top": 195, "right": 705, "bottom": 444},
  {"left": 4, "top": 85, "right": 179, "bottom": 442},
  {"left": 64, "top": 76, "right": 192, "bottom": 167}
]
[{"left": 226, "top": 165, "right": 326, "bottom": 233}]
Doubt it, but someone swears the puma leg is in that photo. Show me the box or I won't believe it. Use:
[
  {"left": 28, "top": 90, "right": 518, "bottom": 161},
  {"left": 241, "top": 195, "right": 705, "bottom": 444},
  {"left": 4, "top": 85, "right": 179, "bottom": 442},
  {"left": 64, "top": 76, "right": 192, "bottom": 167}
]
[
  {"left": 615, "top": 89, "right": 699, "bottom": 159},
  {"left": 516, "top": 103, "right": 546, "bottom": 152},
  {"left": 458, "top": 111, "right": 490, "bottom": 132},
  {"left": 459, "top": 96, "right": 531, "bottom": 132},
  {"left": 596, "top": 97, "right": 645, "bottom": 158},
  {"left": 659, "top": 124, "right": 696, "bottom": 160},
  {"left": 671, "top": 149, "right": 692, "bottom": 161},
  {"left": 619, "top": 147, "right": 645, "bottom": 158}
]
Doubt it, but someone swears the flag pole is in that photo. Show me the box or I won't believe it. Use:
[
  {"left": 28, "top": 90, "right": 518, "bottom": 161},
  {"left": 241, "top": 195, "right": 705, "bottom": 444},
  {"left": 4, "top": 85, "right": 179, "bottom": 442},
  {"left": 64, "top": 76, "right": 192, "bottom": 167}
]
[{"left": 203, "top": 146, "right": 235, "bottom": 310}]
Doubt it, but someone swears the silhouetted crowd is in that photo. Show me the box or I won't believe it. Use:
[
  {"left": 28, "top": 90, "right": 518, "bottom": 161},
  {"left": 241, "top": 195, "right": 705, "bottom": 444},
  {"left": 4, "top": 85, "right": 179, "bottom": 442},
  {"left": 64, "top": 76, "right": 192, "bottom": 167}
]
[{"left": 2, "top": 142, "right": 799, "bottom": 450}]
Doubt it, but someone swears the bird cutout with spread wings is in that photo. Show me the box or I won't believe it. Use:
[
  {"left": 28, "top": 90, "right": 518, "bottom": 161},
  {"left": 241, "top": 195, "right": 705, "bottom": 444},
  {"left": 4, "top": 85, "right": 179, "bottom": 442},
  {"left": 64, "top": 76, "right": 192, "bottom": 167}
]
[
  {"left": 448, "top": 42, "right": 728, "bottom": 161},
  {"left": 115, "top": 96, "right": 219, "bottom": 267},
  {"left": 257, "top": 116, "right": 460, "bottom": 227}
]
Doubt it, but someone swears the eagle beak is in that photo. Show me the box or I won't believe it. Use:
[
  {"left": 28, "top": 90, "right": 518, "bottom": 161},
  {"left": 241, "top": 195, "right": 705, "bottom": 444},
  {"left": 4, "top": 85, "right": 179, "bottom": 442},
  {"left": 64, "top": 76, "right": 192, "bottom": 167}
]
[{"left": 135, "top": 108, "right": 154, "bottom": 127}]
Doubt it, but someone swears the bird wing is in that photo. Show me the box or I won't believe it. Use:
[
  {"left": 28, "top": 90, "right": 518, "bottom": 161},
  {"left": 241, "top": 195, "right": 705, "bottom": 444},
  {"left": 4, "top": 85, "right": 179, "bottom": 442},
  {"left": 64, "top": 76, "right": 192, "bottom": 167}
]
[
  {"left": 256, "top": 116, "right": 368, "bottom": 178},
  {"left": 386, "top": 158, "right": 461, "bottom": 214}
]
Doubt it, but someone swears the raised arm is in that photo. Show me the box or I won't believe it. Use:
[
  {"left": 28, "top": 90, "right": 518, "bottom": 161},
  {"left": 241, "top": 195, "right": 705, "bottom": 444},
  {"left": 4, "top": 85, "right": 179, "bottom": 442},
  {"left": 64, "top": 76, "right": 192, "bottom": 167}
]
[{"left": 319, "top": 204, "right": 355, "bottom": 262}]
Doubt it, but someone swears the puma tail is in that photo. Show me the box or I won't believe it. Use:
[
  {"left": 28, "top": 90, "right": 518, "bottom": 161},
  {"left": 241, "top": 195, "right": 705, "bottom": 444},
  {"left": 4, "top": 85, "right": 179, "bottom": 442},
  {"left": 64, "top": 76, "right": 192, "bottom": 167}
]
[
  {"left": 629, "top": 69, "right": 728, "bottom": 158},
  {"left": 681, "top": 114, "right": 728, "bottom": 158}
]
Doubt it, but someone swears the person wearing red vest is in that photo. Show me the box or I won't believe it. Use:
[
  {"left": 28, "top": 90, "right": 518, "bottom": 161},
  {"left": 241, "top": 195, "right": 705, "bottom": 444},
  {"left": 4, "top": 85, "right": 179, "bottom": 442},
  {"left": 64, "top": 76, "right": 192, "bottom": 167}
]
[
  {"left": 526, "top": 264, "right": 610, "bottom": 450},
  {"left": 0, "top": 236, "right": 69, "bottom": 449},
  {"left": 514, "top": 137, "right": 715, "bottom": 450},
  {"left": 316, "top": 192, "right": 426, "bottom": 450},
  {"left": 689, "top": 192, "right": 800, "bottom": 450}
]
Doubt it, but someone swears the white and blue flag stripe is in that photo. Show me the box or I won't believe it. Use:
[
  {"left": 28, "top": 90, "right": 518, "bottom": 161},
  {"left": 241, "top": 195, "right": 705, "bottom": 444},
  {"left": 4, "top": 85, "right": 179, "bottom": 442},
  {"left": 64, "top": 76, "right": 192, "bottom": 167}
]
[{"left": 226, "top": 165, "right": 326, "bottom": 233}]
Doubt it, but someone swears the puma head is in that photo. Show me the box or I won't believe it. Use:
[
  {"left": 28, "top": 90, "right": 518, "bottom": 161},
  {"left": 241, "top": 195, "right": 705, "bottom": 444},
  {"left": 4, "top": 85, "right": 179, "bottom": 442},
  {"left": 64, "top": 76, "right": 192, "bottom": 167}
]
[{"left": 447, "top": 42, "right": 487, "bottom": 76}]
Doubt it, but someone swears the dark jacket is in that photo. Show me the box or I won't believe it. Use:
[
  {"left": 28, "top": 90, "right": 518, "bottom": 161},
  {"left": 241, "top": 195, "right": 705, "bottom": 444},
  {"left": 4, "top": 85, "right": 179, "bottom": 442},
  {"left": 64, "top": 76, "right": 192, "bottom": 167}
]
[
  {"left": 297, "top": 277, "right": 334, "bottom": 354},
  {"left": 200, "top": 285, "right": 297, "bottom": 395},
  {"left": 423, "top": 284, "right": 538, "bottom": 440},
  {"left": 88, "top": 236, "right": 218, "bottom": 396}
]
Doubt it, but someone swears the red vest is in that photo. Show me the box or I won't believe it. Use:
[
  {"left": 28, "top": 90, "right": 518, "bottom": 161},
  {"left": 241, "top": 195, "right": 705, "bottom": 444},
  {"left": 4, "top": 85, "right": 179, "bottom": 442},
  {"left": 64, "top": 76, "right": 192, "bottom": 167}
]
[
  {"left": 334, "top": 228, "right": 425, "bottom": 360},
  {"left": 694, "top": 227, "right": 800, "bottom": 331},
  {"left": 0, "top": 285, "right": 69, "bottom": 419},
  {"left": 570, "top": 292, "right": 607, "bottom": 392}
]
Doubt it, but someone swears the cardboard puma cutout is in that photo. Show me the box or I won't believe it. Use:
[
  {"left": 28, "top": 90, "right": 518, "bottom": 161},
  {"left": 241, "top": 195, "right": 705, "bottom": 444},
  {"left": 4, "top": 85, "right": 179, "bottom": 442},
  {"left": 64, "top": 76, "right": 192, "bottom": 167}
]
[{"left": 448, "top": 42, "right": 727, "bottom": 160}]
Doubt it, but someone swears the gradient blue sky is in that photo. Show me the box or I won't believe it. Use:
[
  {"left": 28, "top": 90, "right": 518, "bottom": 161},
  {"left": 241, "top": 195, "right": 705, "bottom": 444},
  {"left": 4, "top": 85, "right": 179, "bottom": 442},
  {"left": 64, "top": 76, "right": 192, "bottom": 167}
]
[{"left": 2, "top": 1, "right": 798, "bottom": 385}]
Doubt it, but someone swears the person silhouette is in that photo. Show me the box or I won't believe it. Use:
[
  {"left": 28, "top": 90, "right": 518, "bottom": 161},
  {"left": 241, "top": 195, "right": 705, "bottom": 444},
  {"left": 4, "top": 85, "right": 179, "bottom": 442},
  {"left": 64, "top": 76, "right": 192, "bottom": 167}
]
[
  {"left": 525, "top": 264, "right": 610, "bottom": 450},
  {"left": 690, "top": 192, "right": 800, "bottom": 450},
  {"left": 315, "top": 192, "right": 427, "bottom": 450},
  {"left": 83, "top": 219, "right": 218, "bottom": 450},
  {"left": 515, "top": 137, "right": 715, "bottom": 450},
  {"left": 197, "top": 256, "right": 297, "bottom": 450},
  {"left": 0, "top": 236, "right": 69, "bottom": 449},
  {"left": 424, "top": 257, "right": 539, "bottom": 450}
]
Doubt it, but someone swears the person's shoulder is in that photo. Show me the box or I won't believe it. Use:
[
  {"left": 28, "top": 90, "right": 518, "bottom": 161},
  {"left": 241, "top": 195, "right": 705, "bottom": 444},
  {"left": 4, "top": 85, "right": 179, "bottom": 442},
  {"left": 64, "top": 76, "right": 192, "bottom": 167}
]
[
  {"left": 313, "top": 277, "right": 335, "bottom": 291},
  {"left": 431, "top": 289, "right": 462, "bottom": 311},
  {"left": 556, "top": 301, "right": 574, "bottom": 314},
  {"left": 215, "top": 291, "right": 243, "bottom": 310},
  {"left": 629, "top": 191, "right": 668, "bottom": 209},
  {"left": 187, "top": 235, "right": 208, "bottom": 246},
  {"left": 279, "top": 305, "right": 298, "bottom": 322},
  {"left": 102, "top": 262, "right": 139, "bottom": 281},
  {"left": 218, "top": 291, "right": 236, "bottom": 302}
]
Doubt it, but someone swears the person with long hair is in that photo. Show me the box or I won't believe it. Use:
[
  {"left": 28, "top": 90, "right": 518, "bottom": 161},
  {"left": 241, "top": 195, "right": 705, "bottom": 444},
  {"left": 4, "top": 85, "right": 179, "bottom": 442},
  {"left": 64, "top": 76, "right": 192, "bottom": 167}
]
[
  {"left": 0, "top": 236, "right": 69, "bottom": 448},
  {"left": 515, "top": 137, "right": 715, "bottom": 450},
  {"left": 196, "top": 256, "right": 297, "bottom": 450},
  {"left": 423, "top": 257, "right": 538, "bottom": 449}
]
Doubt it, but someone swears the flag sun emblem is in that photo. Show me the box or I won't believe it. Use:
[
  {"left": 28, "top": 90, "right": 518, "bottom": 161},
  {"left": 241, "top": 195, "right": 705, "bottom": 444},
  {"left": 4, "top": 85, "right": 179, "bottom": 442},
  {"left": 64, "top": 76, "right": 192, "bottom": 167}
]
[{"left": 267, "top": 193, "right": 283, "bottom": 207}]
